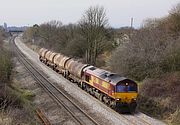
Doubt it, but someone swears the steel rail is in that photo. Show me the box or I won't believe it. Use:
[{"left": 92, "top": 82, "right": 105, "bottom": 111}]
[{"left": 36, "top": 108, "right": 52, "bottom": 125}]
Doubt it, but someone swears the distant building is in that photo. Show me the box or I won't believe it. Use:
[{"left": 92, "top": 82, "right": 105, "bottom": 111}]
[
  {"left": 4, "top": 23, "right": 7, "bottom": 31},
  {"left": 114, "top": 34, "right": 130, "bottom": 45},
  {"left": 7, "top": 26, "right": 27, "bottom": 32}
]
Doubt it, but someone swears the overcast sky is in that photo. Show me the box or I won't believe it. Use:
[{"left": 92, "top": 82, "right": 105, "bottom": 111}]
[{"left": 0, "top": 0, "right": 179, "bottom": 28}]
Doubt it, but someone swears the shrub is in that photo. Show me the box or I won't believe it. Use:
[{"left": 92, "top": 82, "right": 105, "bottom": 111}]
[
  {"left": 138, "top": 72, "right": 180, "bottom": 124},
  {"left": 110, "top": 27, "right": 180, "bottom": 81},
  {"left": 0, "top": 49, "right": 12, "bottom": 83}
]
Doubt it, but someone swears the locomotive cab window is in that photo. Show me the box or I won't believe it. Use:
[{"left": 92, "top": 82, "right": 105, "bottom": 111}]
[
  {"left": 116, "top": 80, "right": 137, "bottom": 93},
  {"left": 85, "top": 75, "right": 90, "bottom": 82}
]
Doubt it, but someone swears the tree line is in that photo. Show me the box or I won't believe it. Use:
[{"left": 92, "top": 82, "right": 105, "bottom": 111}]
[
  {"left": 110, "top": 3, "right": 180, "bottom": 81},
  {"left": 23, "top": 4, "right": 180, "bottom": 81},
  {"left": 23, "top": 6, "right": 114, "bottom": 65}
]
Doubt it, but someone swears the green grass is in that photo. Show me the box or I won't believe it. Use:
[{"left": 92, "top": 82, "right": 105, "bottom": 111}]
[{"left": 8, "top": 83, "right": 35, "bottom": 108}]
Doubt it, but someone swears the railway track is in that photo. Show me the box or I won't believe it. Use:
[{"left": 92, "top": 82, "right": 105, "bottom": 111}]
[
  {"left": 11, "top": 36, "right": 100, "bottom": 125},
  {"left": 36, "top": 108, "right": 52, "bottom": 125}
]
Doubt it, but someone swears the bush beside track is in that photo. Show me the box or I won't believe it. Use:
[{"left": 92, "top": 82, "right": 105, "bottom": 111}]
[
  {"left": 0, "top": 31, "right": 36, "bottom": 124},
  {"left": 138, "top": 72, "right": 180, "bottom": 125}
]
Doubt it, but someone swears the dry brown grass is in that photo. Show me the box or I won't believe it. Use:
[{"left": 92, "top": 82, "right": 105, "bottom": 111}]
[
  {"left": 0, "top": 84, "right": 36, "bottom": 125},
  {"left": 0, "top": 111, "right": 12, "bottom": 125},
  {"left": 0, "top": 107, "right": 36, "bottom": 125},
  {"left": 141, "top": 72, "right": 180, "bottom": 106},
  {"left": 166, "top": 108, "right": 180, "bottom": 125}
]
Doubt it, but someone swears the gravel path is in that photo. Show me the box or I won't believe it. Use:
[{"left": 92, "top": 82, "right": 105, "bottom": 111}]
[{"left": 15, "top": 36, "right": 166, "bottom": 125}]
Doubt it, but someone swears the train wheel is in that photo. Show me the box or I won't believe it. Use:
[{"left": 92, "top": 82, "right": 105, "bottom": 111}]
[
  {"left": 81, "top": 82, "right": 87, "bottom": 91},
  {"left": 109, "top": 101, "right": 116, "bottom": 109},
  {"left": 99, "top": 94, "right": 103, "bottom": 102},
  {"left": 64, "top": 73, "right": 66, "bottom": 78}
]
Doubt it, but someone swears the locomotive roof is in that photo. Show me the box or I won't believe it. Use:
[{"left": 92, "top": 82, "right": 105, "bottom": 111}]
[{"left": 84, "top": 66, "right": 129, "bottom": 86}]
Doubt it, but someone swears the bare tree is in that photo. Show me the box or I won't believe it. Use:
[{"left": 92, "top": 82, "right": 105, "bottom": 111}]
[
  {"left": 38, "top": 20, "right": 63, "bottom": 49},
  {"left": 142, "top": 18, "right": 161, "bottom": 29},
  {"left": 168, "top": 3, "right": 180, "bottom": 34},
  {"left": 79, "top": 6, "right": 110, "bottom": 65}
]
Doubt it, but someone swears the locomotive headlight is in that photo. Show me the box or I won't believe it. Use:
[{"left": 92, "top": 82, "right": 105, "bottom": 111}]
[{"left": 132, "top": 98, "right": 136, "bottom": 101}]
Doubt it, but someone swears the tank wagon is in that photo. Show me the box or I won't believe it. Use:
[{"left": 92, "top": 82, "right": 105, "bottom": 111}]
[
  {"left": 65, "top": 59, "right": 89, "bottom": 82},
  {"left": 39, "top": 48, "right": 48, "bottom": 62},
  {"left": 45, "top": 51, "right": 57, "bottom": 68},
  {"left": 38, "top": 48, "right": 138, "bottom": 112},
  {"left": 54, "top": 54, "right": 71, "bottom": 74}
]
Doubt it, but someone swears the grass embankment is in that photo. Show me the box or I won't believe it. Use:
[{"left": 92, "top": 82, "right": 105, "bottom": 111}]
[
  {"left": 0, "top": 38, "right": 36, "bottom": 124},
  {"left": 0, "top": 83, "right": 35, "bottom": 125}
]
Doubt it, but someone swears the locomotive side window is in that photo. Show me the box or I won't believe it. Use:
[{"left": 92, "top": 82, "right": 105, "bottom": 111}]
[{"left": 85, "top": 75, "right": 90, "bottom": 82}]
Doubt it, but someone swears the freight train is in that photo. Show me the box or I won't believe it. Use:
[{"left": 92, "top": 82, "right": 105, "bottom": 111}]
[{"left": 39, "top": 48, "right": 138, "bottom": 112}]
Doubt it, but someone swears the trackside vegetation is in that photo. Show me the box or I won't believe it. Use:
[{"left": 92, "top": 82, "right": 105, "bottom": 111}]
[{"left": 0, "top": 29, "right": 35, "bottom": 124}]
